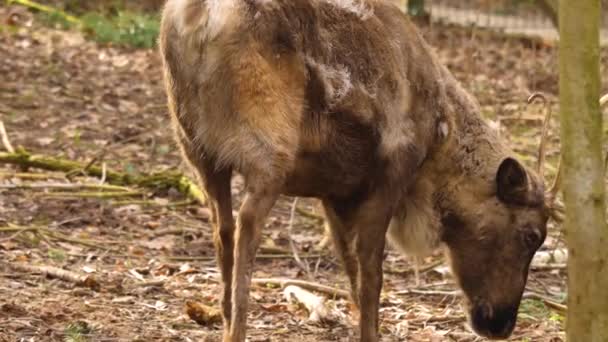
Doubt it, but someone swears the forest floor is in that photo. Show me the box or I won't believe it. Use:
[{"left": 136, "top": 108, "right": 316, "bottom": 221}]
[{"left": 1, "top": 3, "right": 607, "bottom": 342}]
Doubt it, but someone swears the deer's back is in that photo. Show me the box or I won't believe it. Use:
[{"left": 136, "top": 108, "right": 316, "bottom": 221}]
[{"left": 160, "top": 0, "right": 446, "bottom": 198}]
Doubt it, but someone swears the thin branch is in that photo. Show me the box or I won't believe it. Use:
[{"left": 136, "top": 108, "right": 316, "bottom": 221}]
[
  {"left": 252, "top": 278, "right": 350, "bottom": 299},
  {"left": 43, "top": 191, "right": 142, "bottom": 199},
  {"left": 0, "top": 121, "right": 14, "bottom": 153},
  {"left": 394, "top": 289, "right": 460, "bottom": 296},
  {"left": 548, "top": 156, "right": 562, "bottom": 204},
  {"left": 7, "top": 0, "right": 82, "bottom": 24},
  {"left": 600, "top": 93, "right": 608, "bottom": 108},
  {"left": 4, "top": 261, "right": 99, "bottom": 290},
  {"left": 0, "top": 172, "right": 65, "bottom": 180},
  {"left": 288, "top": 198, "right": 310, "bottom": 277},
  {"left": 0, "top": 182, "right": 133, "bottom": 192},
  {"left": 522, "top": 292, "right": 567, "bottom": 312},
  {"left": 527, "top": 92, "right": 552, "bottom": 180}
]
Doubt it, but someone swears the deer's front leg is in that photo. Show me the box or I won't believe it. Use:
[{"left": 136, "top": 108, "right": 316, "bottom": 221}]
[{"left": 356, "top": 227, "right": 387, "bottom": 342}]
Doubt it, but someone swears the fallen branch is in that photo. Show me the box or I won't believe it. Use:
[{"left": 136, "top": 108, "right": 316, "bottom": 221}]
[
  {"left": 284, "top": 285, "right": 332, "bottom": 322},
  {"left": 252, "top": 278, "right": 350, "bottom": 299},
  {"left": 5, "top": 262, "right": 99, "bottom": 290},
  {"left": 0, "top": 149, "right": 206, "bottom": 205},
  {"left": 7, "top": 0, "right": 82, "bottom": 25}
]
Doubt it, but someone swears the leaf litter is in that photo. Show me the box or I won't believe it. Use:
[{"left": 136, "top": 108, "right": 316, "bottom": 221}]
[{"left": 2, "top": 3, "right": 606, "bottom": 341}]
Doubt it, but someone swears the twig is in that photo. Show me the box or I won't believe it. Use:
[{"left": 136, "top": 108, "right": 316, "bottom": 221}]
[
  {"left": 0, "top": 182, "right": 133, "bottom": 192},
  {"left": 530, "top": 263, "right": 567, "bottom": 270},
  {"left": 288, "top": 198, "right": 310, "bottom": 277},
  {"left": 7, "top": 0, "right": 82, "bottom": 24},
  {"left": 522, "top": 292, "right": 567, "bottom": 312},
  {"left": 601, "top": 93, "right": 608, "bottom": 108},
  {"left": 43, "top": 191, "right": 142, "bottom": 199},
  {"left": 4, "top": 262, "right": 99, "bottom": 290},
  {"left": 548, "top": 156, "right": 562, "bottom": 204},
  {"left": 0, "top": 121, "right": 14, "bottom": 153},
  {"left": 252, "top": 278, "right": 350, "bottom": 299},
  {"left": 99, "top": 162, "right": 107, "bottom": 184},
  {"left": 110, "top": 199, "right": 195, "bottom": 207},
  {"left": 0, "top": 172, "right": 65, "bottom": 180},
  {"left": 527, "top": 92, "right": 552, "bottom": 180},
  {"left": 394, "top": 289, "right": 460, "bottom": 296}
]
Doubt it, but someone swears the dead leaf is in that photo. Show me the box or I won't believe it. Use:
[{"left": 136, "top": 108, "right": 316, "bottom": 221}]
[{"left": 185, "top": 301, "right": 222, "bottom": 326}]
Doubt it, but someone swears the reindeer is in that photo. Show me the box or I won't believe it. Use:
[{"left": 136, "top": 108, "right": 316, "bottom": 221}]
[{"left": 159, "top": 0, "right": 549, "bottom": 341}]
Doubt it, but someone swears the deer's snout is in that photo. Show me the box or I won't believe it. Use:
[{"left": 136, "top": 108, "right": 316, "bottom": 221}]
[{"left": 470, "top": 303, "right": 517, "bottom": 340}]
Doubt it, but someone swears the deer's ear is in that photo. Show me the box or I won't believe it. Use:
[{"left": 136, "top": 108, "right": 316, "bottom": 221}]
[{"left": 496, "top": 158, "right": 529, "bottom": 204}]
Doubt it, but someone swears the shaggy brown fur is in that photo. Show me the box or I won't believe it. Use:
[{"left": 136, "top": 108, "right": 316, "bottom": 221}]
[{"left": 159, "top": 1, "right": 548, "bottom": 341}]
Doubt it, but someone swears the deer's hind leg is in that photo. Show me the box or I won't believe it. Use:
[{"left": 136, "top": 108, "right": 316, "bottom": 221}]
[
  {"left": 178, "top": 136, "right": 235, "bottom": 335},
  {"left": 323, "top": 191, "right": 392, "bottom": 342},
  {"left": 228, "top": 178, "right": 280, "bottom": 342},
  {"left": 322, "top": 201, "right": 360, "bottom": 308}
]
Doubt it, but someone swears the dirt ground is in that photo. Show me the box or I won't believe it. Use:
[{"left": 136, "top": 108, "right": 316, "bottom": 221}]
[{"left": 1, "top": 4, "right": 606, "bottom": 342}]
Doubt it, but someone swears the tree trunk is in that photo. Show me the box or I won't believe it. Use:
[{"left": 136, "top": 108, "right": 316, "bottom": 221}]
[{"left": 559, "top": 0, "right": 608, "bottom": 341}]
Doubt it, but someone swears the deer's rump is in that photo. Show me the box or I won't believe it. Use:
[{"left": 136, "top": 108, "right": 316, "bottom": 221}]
[{"left": 160, "top": 0, "right": 439, "bottom": 197}]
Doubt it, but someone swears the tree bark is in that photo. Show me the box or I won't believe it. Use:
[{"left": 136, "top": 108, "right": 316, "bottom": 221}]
[{"left": 559, "top": 0, "right": 608, "bottom": 341}]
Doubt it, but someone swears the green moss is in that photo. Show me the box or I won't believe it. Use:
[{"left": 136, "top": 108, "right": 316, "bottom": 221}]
[{"left": 80, "top": 11, "right": 160, "bottom": 49}]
